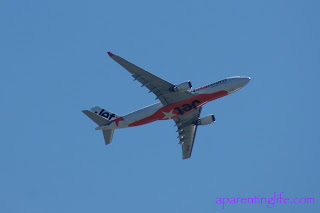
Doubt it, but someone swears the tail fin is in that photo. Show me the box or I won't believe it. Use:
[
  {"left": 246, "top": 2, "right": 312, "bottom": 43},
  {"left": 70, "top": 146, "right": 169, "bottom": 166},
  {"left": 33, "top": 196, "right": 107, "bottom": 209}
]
[
  {"left": 82, "top": 110, "right": 111, "bottom": 126},
  {"left": 90, "top": 106, "right": 119, "bottom": 121},
  {"left": 83, "top": 106, "right": 121, "bottom": 145}
]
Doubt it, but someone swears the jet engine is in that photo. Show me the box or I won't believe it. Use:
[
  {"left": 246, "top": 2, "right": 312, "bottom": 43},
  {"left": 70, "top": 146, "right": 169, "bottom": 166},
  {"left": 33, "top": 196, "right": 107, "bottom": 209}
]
[
  {"left": 197, "top": 114, "right": 215, "bottom": 125},
  {"left": 169, "top": 81, "right": 192, "bottom": 92}
]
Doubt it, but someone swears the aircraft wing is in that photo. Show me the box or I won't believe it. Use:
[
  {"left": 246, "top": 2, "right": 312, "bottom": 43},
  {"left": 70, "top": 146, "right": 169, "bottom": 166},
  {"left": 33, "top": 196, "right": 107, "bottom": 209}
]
[
  {"left": 107, "top": 52, "right": 194, "bottom": 106},
  {"left": 174, "top": 107, "right": 202, "bottom": 159}
]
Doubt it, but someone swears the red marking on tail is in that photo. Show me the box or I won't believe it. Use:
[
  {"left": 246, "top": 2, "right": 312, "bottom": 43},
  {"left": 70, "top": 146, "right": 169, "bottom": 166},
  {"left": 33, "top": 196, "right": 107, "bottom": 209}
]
[
  {"left": 107, "top": 52, "right": 114, "bottom": 57},
  {"left": 113, "top": 117, "right": 124, "bottom": 126}
]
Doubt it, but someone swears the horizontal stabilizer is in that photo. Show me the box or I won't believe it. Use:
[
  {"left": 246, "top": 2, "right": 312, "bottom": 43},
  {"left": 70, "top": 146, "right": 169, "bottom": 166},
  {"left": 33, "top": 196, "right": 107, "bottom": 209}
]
[
  {"left": 103, "top": 129, "right": 114, "bottom": 144},
  {"left": 82, "top": 110, "right": 111, "bottom": 126}
]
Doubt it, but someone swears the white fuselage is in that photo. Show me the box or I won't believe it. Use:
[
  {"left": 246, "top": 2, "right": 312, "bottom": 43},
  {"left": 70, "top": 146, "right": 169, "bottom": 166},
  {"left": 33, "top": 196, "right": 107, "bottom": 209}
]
[{"left": 97, "top": 76, "right": 250, "bottom": 130}]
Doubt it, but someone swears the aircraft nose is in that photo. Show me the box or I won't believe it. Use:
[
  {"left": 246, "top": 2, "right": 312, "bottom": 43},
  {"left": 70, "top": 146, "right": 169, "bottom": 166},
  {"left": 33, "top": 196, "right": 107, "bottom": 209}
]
[
  {"left": 237, "top": 76, "right": 251, "bottom": 88},
  {"left": 243, "top": 76, "right": 251, "bottom": 85},
  {"left": 228, "top": 76, "right": 251, "bottom": 92}
]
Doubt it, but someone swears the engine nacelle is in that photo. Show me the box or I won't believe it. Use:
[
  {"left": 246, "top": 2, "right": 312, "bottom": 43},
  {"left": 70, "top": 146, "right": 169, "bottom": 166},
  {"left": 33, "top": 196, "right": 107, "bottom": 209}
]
[
  {"left": 197, "top": 114, "right": 215, "bottom": 125},
  {"left": 170, "top": 81, "right": 192, "bottom": 92}
]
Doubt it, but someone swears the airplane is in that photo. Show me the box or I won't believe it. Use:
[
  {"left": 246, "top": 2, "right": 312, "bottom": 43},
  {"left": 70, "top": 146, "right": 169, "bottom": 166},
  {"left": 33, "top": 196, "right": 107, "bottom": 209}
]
[{"left": 83, "top": 52, "right": 250, "bottom": 159}]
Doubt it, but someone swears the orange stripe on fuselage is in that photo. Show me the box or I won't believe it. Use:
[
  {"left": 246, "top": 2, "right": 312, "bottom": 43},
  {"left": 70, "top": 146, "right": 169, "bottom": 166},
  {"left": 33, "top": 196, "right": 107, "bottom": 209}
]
[{"left": 128, "top": 90, "right": 228, "bottom": 127}]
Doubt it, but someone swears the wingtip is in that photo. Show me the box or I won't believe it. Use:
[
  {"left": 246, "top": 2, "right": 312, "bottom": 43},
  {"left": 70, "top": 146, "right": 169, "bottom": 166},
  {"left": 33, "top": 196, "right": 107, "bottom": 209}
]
[{"left": 107, "top": 52, "right": 114, "bottom": 57}]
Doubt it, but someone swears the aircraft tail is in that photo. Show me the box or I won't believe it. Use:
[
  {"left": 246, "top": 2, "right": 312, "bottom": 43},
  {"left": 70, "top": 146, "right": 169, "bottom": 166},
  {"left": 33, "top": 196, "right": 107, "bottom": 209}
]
[
  {"left": 102, "top": 129, "right": 114, "bottom": 145},
  {"left": 82, "top": 106, "right": 120, "bottom": 145},
  {"left": 82, "top": 110, "right": 111, "bottom": 126},
  {"left": 90, "top": 106, "right": 120, "bottom": 121}
]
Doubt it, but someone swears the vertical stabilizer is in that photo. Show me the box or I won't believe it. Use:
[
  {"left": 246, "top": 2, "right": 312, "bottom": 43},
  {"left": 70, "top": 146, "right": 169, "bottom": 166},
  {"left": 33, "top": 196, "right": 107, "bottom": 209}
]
[
  {"left": 82, "top": 110, "right": 111, "bottom": 126},
  {"left": 90, "top": 106, "right": 119, "bottom": 121},
  {"left": 83, "top": 107, "right": 120, "bottom": 145}
]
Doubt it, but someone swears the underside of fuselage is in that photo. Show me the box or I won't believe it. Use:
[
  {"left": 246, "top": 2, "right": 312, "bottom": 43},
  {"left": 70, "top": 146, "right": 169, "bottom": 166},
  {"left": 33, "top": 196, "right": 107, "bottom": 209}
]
[
  {"left": 101, "top": 76, "right": 250, "bottom": 130},
  {"left": 127, "top": 90, "right": 228, "bottom": 127}
]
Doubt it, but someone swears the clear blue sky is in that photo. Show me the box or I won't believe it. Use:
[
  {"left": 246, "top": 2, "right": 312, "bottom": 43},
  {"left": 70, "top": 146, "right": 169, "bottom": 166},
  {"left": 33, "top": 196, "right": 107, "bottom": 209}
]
[{"left": 1, "top": 0, "right": 319, "bottom": 212}]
